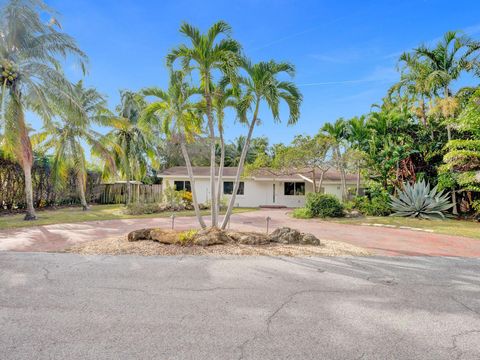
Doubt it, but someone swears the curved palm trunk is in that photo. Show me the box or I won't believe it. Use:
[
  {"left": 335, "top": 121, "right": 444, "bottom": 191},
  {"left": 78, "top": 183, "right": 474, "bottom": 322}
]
[
  {"left": 15, "top": 101, "right": 36, "bottom": 220},
  {"left": 221, "top": 110, "right": 258, "bottom": 230},
  {"left": 77, "top": 171, "right": 88, "bottom": 211},
  {"left": 180, "top": 142, "right": 207, "bottom": 229}
]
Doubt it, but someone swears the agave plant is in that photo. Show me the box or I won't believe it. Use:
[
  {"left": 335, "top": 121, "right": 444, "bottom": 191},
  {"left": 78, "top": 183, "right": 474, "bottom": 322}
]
[{"left": 390, "top": 180, "right": 453, "bottom": 219}]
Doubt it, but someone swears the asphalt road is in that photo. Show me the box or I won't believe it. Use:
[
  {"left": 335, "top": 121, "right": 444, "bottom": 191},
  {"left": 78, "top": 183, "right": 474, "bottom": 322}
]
[{"left": 1, "top": 253, "right": 480, "bottom": 359}]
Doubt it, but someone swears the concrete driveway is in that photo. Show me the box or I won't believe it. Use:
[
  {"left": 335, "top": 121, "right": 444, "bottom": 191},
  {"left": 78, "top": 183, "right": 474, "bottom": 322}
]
[
  {"left": 1, "top": 209, "right": 480, "bottom": 257},
  {"left": 1, "top": 253, "right": 479, "bottom": 359}
]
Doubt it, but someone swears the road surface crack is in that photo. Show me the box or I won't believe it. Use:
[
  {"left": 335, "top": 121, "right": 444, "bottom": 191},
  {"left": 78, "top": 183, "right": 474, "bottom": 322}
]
[
  {"left": 451, "top": 297, "right": 480, "bottom": 317},
  {"left": 449, "top": 329, "right": 480, "bottom": 360},
  {"left": 42, "top": 266, "right": 52, "bottom": 282}
]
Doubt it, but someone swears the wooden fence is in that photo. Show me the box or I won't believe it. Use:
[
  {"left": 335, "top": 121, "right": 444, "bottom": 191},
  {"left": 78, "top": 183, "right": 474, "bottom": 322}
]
[{"left": 94, "top": 183, "right": 162, "bottom": 204}]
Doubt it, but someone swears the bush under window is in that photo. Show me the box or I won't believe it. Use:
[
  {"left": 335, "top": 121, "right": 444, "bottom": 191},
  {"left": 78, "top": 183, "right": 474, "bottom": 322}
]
[{"left": 305, "top": 193, "right": 344, "bottom": 218}]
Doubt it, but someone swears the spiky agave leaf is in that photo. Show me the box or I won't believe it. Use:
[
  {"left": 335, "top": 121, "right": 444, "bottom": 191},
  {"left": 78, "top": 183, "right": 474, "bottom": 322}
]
[{"left": 390, "top": 180, "right": 454, "bottom": 219}]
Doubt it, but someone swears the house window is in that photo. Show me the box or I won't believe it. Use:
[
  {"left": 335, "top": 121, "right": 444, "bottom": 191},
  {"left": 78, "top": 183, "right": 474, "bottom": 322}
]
[
  {"left": 223, "top": 181, "right": 244, "bottom": 195},
  {"left": 174, "top": 180, "right": 191, "bottom": 192},
  {"left": 284, "top": 182, "right": 305, "bottom": 196}
]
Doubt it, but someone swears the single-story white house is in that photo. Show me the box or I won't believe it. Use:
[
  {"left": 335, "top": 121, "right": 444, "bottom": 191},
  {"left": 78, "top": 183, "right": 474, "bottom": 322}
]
[{"left": 157, "top": 167, "right": 360, "bottom": 208}]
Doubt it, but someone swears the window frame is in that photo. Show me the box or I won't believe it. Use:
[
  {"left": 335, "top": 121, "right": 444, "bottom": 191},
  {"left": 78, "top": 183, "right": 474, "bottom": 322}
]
[
  {"left": 223, "top": 181, "right": 245, "bottom": 195},
  {"left": 174, "top": 180, "right": 191, "bottom": 192},
  {"left": 284, "top": 181, "right": 306, "bottom": 196}
]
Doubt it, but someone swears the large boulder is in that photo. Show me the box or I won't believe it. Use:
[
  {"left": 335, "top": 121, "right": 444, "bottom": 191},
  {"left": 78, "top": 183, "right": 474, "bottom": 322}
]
[
  {"left": 193, "top": 227, "right": 229, "bottom": 246},
  {"left": 150, "top": 229, "right": 180, "bottom": 244},
  {"left": 300, "top": 233, "right": 322, "bottom": 246},
  {"left": 268, "top": 227, "right": 302, "bottom": 244},
  {"left": 127, "top": 228, "right": 152, "bottom": 242},
  {"left": 227, "top": 231, "right": 269, "bottom": 245},
  {"left": 268, "top": 227, "right": 322, "bottom": 246}
]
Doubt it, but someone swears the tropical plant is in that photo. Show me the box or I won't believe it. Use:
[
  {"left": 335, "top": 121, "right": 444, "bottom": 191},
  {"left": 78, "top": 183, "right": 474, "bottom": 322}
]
[
  {"left": 321, "top": 118, "right": 348, "bottom": 200},
  {"left": 33, "top": 81, "right": 113, "bottom": 210},
  {"left": 346, "top": 116, "right": 369, "bottom": 195},
  {"left": 142, "top": 71, "right": 206, "bottom": 227},
  {"left": 390, "top": 180, "right": 453, "bottom": 219},
  {"left": 0, "top": 0, "right": 87, "bottom": 219},
  {"left": 220, "top": 59, "right": 302, "bottom": 229},
  {"left": 103, "top": 91, "right": 157, "bottom": 204},
  {"left": 305, "top": 193, "right": 344, "bottom": 218},
  {"left": 167, "top": 21, "right": 242, "bottom": 227}
]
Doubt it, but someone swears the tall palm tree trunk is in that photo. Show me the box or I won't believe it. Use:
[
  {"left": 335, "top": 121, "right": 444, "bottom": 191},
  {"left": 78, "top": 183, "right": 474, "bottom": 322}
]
[
  {"left": 77, "top": 171, "right": 88, "bottom": 211},
  {"left": 221, "top": 108, "right": 258, "bottom": 230},
  {"left": 15, "top": 102, "right": 36, "bottom": 220},
  {"left": 205, "top": 89, "right": 218, "bottom": 227},
  {"left": 216, "top": 132, "right": 225, "bottom": 217},
  {"left": 125, "top": 161, "right": 132, "bottom": 205},
  {"left": 180, "top": 142, "right": 207, "bottom": 229}
]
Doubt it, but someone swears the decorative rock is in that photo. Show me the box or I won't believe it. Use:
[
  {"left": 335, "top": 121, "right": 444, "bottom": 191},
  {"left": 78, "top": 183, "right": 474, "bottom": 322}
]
[
  {"left": 127, "top": 228, "right": 152, "bottom": 242},
  {"left": 300, "top": 233, "right": 321, "bottom": 246},
  {"left": 193, "top": 227, "right": 229, "bottom": 246},
  {"left": 344, "top": 210, "right": 363, "bottom": 218},
  {"left": 150, "top": 229, "right": 179, "bottom": 244},
  {"left": 268, "top": 227, "right": 302, "bottom": 244},
  {"left": 227, "top": 231, "right": 269, "bottom": 245}
]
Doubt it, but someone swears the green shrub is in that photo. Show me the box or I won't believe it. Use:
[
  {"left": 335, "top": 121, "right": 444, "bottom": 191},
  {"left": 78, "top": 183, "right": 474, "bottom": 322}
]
[
  {"left": 125, "top": 203, "right": 161, "bottom": 215},
  {"left": 305, "top": 193, "right": 344, "bottom": 218},
  {"left": 292, "top": 207, "right": 313, "bottom": 219},
  {"left": 350, "top": 193, "right": 392, "bottom": 216}
]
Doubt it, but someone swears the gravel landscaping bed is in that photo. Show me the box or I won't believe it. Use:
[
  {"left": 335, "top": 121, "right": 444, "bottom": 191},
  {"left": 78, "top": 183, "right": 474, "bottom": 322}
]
[{"left": 62, "top": 234, "right": 370, "bottom": 256}]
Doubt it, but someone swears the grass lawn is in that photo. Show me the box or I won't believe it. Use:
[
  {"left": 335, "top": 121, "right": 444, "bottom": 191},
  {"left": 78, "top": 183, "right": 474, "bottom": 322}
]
[
  {"left": 0, "top": 204, "right": 256, "bottom": 230},
  {"left": 330, "top": 216, "right": 480, "bottom": 240}
]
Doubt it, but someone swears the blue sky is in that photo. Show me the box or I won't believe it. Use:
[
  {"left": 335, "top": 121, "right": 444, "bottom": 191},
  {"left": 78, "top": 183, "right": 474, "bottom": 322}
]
[{"left": 39, "top": 0, "right": 480, "bottom": 147}]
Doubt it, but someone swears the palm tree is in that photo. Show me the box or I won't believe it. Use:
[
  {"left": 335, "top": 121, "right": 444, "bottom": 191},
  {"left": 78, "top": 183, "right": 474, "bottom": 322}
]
[
  {"left": 322, "top": 118, "right": 348, "bottom": 201},
  {"left": 104, "top": 91, "right": 157, "bottom": 205},
  {"left": 220, "top": 59, "right": 302, "bottom": 229},
  {"left": 33, "top": 81, "right": 112, "bottom": 210},
  {"left": 225, "top": 136, "right": 256, "bottom": 166},
  {"left": 211, "top": 80, "right": 238, "bottom": 216},
  {"left": 142, "top": 71, "right": 206, "bottom": 228},
  {"left": 0, "top": 0, "right": 87, "bottom": 220},
  {"left": 393, "top": 52, "right": 435, "bottom": 127},
  {"left": 346, "top": 116, "right": 369, "bottom": 195},
  {"left": 167, "top": 21, "right": 241, "bottom": 227},
  {"left": 410, "top": 31, "right": 480, "bottom": 214},
  {"left": 34, "top": 82, "right": 114, "bottom": 210}
]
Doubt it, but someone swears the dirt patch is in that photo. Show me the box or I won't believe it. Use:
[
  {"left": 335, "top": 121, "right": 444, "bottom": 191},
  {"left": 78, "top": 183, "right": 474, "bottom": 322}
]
[{"left": 61, "top": 235, "right": 371, "bottom": 257}]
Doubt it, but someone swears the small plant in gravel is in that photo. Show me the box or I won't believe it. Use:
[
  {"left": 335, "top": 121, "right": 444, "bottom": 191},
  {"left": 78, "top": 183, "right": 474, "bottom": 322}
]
[{"left": 178, "top": 230, "right": 198, "bottom": 245}]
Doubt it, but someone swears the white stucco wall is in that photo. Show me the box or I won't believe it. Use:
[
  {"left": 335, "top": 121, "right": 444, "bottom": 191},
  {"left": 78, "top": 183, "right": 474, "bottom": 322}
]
[{"left": 162, "top": 176, "right": 357, "bottom": 207}]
